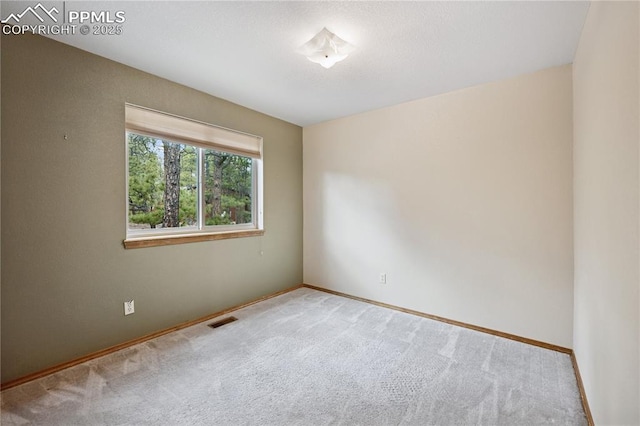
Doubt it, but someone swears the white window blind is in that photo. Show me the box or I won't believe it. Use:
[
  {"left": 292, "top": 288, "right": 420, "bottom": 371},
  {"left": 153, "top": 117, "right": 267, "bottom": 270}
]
[{"left": 125, "top": 104, "right": 263, "bottom": 159}]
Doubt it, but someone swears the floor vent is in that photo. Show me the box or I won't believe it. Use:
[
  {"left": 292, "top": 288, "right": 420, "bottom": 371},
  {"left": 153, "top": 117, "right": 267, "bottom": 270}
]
[{"left": 208, "top": 316, "right": 238, "bottom": 329}]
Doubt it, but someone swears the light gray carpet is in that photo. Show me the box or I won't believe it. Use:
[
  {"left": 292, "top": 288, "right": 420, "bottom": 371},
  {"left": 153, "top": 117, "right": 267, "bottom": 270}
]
[{"left": 1, "top": 287, "right": 587, "bottom": 425}]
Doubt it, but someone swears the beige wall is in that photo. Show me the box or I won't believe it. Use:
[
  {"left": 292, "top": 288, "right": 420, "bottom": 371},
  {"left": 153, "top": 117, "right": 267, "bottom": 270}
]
[
  {"left": 573, "top": 2, "right": 640, "bottom": 424},
  {"left": 1, "top": 33, "right": 303, "bottom": 383},
  {"left": 304, "top": 65, "right": 574, "bottom": 347}
]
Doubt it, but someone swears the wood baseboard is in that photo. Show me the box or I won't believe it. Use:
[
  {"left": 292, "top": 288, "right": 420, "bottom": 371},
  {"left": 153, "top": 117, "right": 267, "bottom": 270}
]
[
  {"left": 0, "top": 284, "right": 303, "bottom": 391},
  {"left": 303, "top": 284, "right": 571, "bottom": 353},
  {"left": 571, "top": 351, "right": 595, "bottom": 426}
]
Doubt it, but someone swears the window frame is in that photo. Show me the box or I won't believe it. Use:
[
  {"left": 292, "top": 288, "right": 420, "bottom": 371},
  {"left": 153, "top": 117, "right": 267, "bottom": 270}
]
[{"left": 123, "top": 105, "right": 264, "bottom": 249}]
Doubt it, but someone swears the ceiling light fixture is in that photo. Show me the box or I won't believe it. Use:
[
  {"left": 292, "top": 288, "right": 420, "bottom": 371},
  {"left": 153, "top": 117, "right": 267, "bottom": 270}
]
[{"left": 297, "top": 27, "right": 355, "bottom": 69}]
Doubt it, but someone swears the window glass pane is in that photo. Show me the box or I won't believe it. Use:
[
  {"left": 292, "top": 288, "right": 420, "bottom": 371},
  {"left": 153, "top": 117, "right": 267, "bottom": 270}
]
[
  {"left": 203, "top": 149, "right": 253, "bottom": 226},
  {"left": 128, "top": 133, "right": 197, "bottom": 230}
]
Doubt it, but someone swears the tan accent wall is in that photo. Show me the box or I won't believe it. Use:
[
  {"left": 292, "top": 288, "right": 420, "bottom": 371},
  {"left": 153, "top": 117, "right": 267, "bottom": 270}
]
[
  {"left": 304, "top": 65, "right": 574, "bottom": 347},
  {"left": 572, "top": 2, "right": 640, "bottom": 423},
  {"left": 0, "top": 33, "right": 302, "bottom": 383}
]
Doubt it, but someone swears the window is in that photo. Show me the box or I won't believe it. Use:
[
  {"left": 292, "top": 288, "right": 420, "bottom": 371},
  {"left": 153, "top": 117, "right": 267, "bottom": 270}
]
[{"left": 124, "top": 104, "right": 263, "bottom": 249}]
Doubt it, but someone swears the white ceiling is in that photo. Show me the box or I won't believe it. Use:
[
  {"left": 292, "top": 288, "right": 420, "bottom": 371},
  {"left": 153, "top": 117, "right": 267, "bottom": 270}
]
[{"left": 6, "top": 1, "right": 590, "bottom": 126}]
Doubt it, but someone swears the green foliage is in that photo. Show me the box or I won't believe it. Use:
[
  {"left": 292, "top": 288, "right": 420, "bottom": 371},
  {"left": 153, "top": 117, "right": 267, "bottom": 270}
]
[
  {"left": 205, "top": 215, "right": 232, "bottom": 226},
  {"left": 128, "top": 134, "right": 163, "bottom": 227},
  {"left": 130, "top": 210, "right": 163, "bottom": 228}
]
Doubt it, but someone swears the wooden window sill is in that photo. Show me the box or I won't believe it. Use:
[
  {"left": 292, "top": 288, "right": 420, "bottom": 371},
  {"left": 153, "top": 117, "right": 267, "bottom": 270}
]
[{"left": 123, "top": 229, "right": 264, "bottom": 249}]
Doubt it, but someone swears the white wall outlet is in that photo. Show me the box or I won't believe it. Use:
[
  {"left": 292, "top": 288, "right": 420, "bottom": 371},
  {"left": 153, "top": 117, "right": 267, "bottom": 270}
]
[
  {"left": 124, "top": 300, "right": 135, "bottom": 315},
  {"left": 379, "top": 273, "right": 387, "bottom": 284}
]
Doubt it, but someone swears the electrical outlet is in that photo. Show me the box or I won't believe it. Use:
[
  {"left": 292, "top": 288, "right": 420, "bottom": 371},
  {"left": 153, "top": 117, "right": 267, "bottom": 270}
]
[
  {"left": 124, "top": 300, "right": 135, "bottom": 315},
  {"left": 379, "top": 273, "right": 387, "bottom": 284}
]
